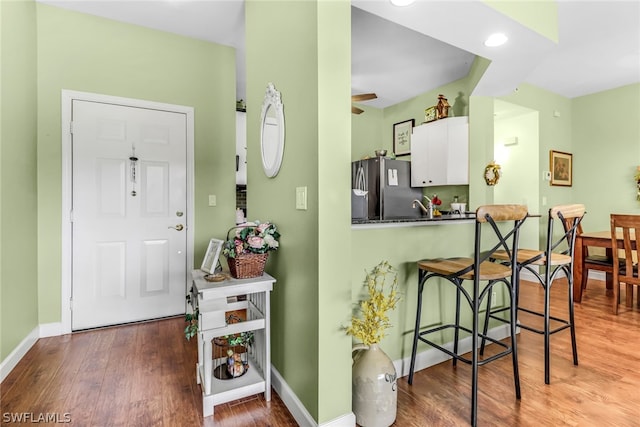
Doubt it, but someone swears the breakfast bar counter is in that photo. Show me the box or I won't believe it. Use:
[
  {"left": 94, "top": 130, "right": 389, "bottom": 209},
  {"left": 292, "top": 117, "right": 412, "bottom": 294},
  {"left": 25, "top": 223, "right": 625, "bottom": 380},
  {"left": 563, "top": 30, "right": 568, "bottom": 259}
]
[{"left": 352, "top": 212, "right": 475, "bottom": 229}]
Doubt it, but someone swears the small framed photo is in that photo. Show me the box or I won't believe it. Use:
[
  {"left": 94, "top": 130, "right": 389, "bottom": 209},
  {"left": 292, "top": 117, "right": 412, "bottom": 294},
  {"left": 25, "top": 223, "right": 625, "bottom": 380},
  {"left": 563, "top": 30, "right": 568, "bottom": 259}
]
[
  {"left": 550, "top": 150, "right": 572, "bottom": 186},
  {"left": 393, "top": 119, "right": 415, "bottom": 156},
  {"left": 201, "top": 238, "right": 224, "bottom": 273},
  {"left": 424, "top": 106, "right": 437, "bottom": 123}
]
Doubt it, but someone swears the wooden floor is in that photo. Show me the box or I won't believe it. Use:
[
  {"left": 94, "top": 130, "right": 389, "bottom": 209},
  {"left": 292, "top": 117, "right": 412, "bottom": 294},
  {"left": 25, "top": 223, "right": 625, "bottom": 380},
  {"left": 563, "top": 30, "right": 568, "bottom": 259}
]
[{"left": 1, "top": 278, "right": 639, "bottom": 426}]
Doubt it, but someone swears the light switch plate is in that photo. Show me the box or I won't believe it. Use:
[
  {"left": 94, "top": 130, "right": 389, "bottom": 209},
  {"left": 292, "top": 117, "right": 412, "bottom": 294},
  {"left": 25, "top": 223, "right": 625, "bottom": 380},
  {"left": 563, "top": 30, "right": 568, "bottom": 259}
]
[
  {"left": 208, "top": 195, "right": 217, "bottom": 206},
  {"left": 296, "top": 187, "right": 307, "bottom": 210}
]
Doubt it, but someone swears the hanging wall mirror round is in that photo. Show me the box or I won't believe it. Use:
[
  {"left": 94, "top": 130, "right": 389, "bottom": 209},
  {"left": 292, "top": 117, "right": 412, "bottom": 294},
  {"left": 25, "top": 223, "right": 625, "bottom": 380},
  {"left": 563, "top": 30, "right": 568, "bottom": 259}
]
[{"left": 260, "top": 83, "right": 285, "bottom": 178}]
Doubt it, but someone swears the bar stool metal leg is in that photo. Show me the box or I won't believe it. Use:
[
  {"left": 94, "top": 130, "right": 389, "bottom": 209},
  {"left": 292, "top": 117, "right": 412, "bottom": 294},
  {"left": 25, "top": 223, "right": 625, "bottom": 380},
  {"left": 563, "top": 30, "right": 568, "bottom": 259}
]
[
  {"left": 409, "top": 204, "right": 528, "bottom": 426},
  {"left": 408, "top": 272, "right": 426, "bottom": 385}
]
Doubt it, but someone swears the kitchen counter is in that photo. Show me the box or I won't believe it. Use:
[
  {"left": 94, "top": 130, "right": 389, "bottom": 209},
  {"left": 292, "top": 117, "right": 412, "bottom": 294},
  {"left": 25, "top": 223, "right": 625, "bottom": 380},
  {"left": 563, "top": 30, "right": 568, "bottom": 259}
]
[{"left": 352, "top": 212, "right": 476, "bottom": 229}]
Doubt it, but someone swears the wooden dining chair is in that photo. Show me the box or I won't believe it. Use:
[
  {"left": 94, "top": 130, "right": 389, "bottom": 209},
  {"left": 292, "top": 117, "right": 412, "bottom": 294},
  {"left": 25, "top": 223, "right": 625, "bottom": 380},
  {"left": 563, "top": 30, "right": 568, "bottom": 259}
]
[
  {"left": 610, "top": 214, "right": 640, "bottom": 314},
  {"left": 577, "top": 222, "right": 615, "bottom": 295}
]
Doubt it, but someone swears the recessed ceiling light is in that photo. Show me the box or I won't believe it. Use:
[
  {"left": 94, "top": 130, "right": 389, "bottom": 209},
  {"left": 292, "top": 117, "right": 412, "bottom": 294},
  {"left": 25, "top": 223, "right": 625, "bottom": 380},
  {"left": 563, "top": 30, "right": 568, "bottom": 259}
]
[
  {"left": 390, "top": 0, "right": 416, "bottom": 6},
  {"left": 484, "top": 33, "right": 508, "bottom": 47}
]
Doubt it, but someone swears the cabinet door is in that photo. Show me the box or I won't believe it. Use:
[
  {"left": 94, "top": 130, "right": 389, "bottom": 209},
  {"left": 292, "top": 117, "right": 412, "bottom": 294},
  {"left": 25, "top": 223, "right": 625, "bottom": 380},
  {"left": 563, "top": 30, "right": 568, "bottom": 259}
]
[
  {"left": 411, "top": 121, "right": 447, "bottom": 186},
  {"left": 446, "top": 117, "right": 469, "bottom": 185},
  {"left": 411, "top": 118, "right": 468, "bottom": 187}
]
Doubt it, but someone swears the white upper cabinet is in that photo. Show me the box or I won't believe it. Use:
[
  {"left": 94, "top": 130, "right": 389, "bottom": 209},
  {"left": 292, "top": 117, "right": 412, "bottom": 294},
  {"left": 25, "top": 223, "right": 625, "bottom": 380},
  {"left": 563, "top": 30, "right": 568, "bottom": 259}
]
[
  {"left": 236, "top": 111, "right": 247, "bottom": 185},
  {"left": 410, "top": 117, "right": 469, "bottom": 187}
]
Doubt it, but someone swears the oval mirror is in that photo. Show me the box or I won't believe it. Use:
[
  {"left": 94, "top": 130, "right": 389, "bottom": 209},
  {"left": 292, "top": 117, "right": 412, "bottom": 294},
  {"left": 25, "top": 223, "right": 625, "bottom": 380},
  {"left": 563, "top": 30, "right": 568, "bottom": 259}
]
[{"left": 260, "top": 83, "right": 285, "bottom": 178}]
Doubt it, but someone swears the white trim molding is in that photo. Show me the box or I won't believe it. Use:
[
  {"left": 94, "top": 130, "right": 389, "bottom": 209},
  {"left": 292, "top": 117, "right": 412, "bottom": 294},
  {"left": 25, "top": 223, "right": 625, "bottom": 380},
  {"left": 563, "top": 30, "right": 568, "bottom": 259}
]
[
  {"left": 0, "top": 327, "right": 39, "bottom": 383},
  {"left": 271, "top": 365, "right": 356, "bottom": 427},
  {"left": 271, "top": 365, "right": 317, "bottom": 427},
  {"left": 39, "top": 322, "right": 65, "bottom": 338},
  {"left": 320, "top": 413, "right": 357, "bottom": 427}
]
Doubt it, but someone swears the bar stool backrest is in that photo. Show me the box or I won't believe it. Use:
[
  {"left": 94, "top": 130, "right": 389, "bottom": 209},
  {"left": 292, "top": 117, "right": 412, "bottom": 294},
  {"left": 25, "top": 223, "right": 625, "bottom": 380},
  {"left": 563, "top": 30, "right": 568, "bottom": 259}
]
[
  {"left": 469, "top": 204, "right": 529, "bottom": 277},
  {"left": 549, "top": 204, "right": 586, "bottom": 260}
]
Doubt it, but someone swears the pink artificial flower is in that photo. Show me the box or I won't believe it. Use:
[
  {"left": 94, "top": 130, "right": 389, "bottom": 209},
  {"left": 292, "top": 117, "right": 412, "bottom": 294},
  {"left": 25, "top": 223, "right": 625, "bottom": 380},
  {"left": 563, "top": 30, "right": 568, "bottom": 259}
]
[{"left": 247, "top": 236, "right": 265, "bottom": 249}]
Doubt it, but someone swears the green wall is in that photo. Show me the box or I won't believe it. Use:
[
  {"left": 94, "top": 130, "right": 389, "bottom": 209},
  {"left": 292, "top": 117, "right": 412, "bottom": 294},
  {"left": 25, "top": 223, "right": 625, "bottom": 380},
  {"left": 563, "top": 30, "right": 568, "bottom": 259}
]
[
  {"left": 2, "top": 1, "right": 639, "bottom": 424},
  {"left": 245, "top": 0, "right": 352, "bottom": 424},
  {"left": 351, "top": 105, "right": 384, "bottom": 159},
  {"left": 35, "top": 4, "right": 236, "bottom": 324},
  {"left": 0, "top": 0, "right": 39, "bottom": 361},
  {"left": 571, "top": 83, "right": 640, "bottom": 230}
]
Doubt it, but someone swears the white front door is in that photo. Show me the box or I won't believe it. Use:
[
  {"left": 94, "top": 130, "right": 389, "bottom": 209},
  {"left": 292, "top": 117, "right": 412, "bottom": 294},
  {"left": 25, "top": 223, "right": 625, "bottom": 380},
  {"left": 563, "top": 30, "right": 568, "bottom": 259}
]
[{"left": 71, "top": 100, "right": 188, "bottom": 330}]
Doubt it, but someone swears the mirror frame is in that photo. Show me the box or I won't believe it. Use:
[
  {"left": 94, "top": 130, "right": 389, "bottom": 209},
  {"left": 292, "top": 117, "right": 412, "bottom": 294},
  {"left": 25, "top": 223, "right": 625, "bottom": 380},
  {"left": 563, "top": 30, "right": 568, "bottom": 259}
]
[{"left": 260, "top": 82, "right": 285, "bottom": 178}]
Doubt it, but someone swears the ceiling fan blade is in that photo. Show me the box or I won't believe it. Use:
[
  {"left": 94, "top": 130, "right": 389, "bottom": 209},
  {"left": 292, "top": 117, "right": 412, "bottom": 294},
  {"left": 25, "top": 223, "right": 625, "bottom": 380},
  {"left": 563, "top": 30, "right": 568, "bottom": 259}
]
[
  {"left": 351, "top": 93, "right": 377, "bottom": 103},
  {"left": 352, "top": 106, "right": 364, "bottom": 115}
]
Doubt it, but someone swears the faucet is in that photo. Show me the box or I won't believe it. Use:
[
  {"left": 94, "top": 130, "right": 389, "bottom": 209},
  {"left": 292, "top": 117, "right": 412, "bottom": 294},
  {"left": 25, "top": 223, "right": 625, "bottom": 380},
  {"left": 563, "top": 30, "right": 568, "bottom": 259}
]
[{"left": 412, "top": 199, "right": 433, "bottom": 218}]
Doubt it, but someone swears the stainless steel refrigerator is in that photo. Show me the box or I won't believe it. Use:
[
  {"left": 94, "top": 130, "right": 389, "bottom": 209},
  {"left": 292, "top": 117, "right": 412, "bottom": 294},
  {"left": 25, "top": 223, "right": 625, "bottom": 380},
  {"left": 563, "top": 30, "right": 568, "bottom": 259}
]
[{"left": 351, "top": 158, "right": 423, "bottom": 220}]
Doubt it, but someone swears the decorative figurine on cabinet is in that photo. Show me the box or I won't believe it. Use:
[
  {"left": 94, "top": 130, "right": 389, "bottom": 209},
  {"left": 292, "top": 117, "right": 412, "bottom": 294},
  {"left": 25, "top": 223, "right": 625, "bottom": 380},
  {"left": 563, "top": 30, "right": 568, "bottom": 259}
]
[{"left": 436, "top": 94, "right": 450, "bottom": 119}]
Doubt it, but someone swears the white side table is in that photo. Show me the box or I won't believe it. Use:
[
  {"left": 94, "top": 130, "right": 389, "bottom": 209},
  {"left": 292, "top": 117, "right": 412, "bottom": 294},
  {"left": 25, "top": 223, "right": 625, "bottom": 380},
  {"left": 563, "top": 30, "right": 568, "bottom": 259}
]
[{"left": 190, "top": 270, "right": 275, "bottom": 417}]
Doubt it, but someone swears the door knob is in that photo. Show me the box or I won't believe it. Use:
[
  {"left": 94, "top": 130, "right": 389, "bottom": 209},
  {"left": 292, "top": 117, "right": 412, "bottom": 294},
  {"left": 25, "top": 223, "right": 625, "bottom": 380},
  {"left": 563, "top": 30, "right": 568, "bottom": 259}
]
[{"left": 169, "top": 224, "right": 184, "bottom": 231}]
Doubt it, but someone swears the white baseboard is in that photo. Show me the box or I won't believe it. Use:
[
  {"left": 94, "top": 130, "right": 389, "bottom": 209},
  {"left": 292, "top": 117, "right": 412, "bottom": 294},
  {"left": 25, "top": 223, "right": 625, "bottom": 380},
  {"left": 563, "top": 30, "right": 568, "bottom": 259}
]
[
  {"left": 0, "top": 326, "right": 39, "bottom": 383},
  {"left": 588, "top": 271, "right": 606, "bottom": 281},
  {"left": 1, "top": 323, "right": 64, "bottom": 382},
  {"left": 39, "top": 322, "right": 64, "bottom": 338},
  {"left": 520, "top": 268, "right": 605, "bottom": 284},
  {"left": 271, "top": 365, "right": 356, "bottom": 427},
  {"left": 271, "top": 365, "right": 318, "bottom": 426},
  {"left": 319, "top": 413, "right": 357, "bottom": 427}
]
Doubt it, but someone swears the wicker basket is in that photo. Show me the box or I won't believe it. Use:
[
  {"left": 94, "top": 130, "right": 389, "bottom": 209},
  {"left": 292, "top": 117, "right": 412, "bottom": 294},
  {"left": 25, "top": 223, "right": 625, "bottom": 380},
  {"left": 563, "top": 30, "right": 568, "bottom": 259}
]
[
  {"left": 226, "top": 252, "right": 268, "bottom": 279},
  {"left": 225, "top": 225, "right": 271, "bottom": 279}
]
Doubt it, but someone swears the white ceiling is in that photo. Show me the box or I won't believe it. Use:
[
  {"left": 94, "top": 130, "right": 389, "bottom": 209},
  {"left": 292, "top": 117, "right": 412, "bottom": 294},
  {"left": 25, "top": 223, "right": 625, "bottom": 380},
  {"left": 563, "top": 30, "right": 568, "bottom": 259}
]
[{"left": 38, "top": 0, "right": 640, "bottom": 109}]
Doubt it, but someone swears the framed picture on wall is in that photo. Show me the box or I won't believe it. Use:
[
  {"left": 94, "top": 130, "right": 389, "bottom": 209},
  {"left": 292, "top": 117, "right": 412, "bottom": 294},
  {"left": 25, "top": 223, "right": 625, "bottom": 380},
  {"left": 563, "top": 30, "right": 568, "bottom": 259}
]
[
  {"left": 550, "top": 150, "right": 572, "bottom": 186},
  {"left": 393, "top": 119, "right": 415, "bottom": 156}
]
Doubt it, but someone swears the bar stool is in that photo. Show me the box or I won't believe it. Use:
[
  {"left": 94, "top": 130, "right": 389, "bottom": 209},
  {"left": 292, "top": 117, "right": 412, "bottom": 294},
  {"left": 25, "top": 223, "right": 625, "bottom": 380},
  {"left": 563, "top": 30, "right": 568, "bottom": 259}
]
[
  {"left": 484, "top": 204, "right": 585, "bottom": 384},
  {"left": 408, "top": 204, "right": 529, "bottom": 426}
]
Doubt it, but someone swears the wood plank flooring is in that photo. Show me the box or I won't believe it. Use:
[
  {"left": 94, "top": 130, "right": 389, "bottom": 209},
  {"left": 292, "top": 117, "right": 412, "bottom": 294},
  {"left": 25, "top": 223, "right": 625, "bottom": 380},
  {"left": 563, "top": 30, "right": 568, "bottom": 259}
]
[{"left": 1, "top": 278, "right": 639, "bottom": 426}]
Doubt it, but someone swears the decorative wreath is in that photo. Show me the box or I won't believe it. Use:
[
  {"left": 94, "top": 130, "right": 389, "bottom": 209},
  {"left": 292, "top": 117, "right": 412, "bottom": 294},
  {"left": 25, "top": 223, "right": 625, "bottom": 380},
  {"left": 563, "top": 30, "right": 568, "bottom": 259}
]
[{"left": 484, "top": 162, "right": 502, "bottom": 186}]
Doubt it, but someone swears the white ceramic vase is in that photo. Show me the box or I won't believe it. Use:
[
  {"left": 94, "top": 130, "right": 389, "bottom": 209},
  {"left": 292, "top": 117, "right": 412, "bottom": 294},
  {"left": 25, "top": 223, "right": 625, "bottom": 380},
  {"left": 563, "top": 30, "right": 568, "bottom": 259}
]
[{"left": 352, "top": 343, "right": 397, "bottom": 427}]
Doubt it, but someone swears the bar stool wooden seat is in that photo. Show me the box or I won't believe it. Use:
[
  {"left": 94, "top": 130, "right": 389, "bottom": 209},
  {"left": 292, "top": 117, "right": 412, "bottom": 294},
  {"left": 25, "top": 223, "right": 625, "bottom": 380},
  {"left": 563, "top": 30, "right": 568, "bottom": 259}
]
[
  {"left": 408, "top": 204, "right": 529, "bottom": 426},
  {"left": 485, "top": 204, "right": 585, "bottom": 384}
]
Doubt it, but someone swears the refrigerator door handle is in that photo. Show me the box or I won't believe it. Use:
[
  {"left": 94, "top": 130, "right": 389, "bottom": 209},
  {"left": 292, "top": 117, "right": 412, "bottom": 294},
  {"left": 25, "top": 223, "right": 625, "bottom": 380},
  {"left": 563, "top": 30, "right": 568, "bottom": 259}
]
[{"left": 353, "top": 165, "right": 368, "bottom": 196}]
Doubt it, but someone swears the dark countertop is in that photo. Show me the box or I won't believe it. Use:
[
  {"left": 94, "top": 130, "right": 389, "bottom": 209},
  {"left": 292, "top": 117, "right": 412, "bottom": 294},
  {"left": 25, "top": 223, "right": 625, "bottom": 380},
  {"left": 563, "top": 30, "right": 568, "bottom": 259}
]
[{"left": 352, "top": 212, "right": 476, "bottom": 229}]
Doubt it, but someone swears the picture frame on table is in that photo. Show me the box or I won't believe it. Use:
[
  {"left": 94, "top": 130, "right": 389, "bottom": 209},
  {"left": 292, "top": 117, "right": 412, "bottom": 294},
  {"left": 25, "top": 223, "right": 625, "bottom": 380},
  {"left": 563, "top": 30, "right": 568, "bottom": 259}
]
[
  {"left": 201, "top": 238, "right": 224, "bottom": 274},
  {"left": 550, "top": 150, "right": 572, "bottom": 186},
  {"left": 393, "top": 119, "right": 415, "bottom": 156}
]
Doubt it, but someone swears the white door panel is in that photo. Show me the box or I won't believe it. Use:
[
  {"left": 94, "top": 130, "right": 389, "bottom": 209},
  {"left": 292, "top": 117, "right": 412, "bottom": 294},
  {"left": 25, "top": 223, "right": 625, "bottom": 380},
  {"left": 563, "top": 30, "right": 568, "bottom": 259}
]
[{"left": 72, "top": 100, "right": 187, "bottom": 330}]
